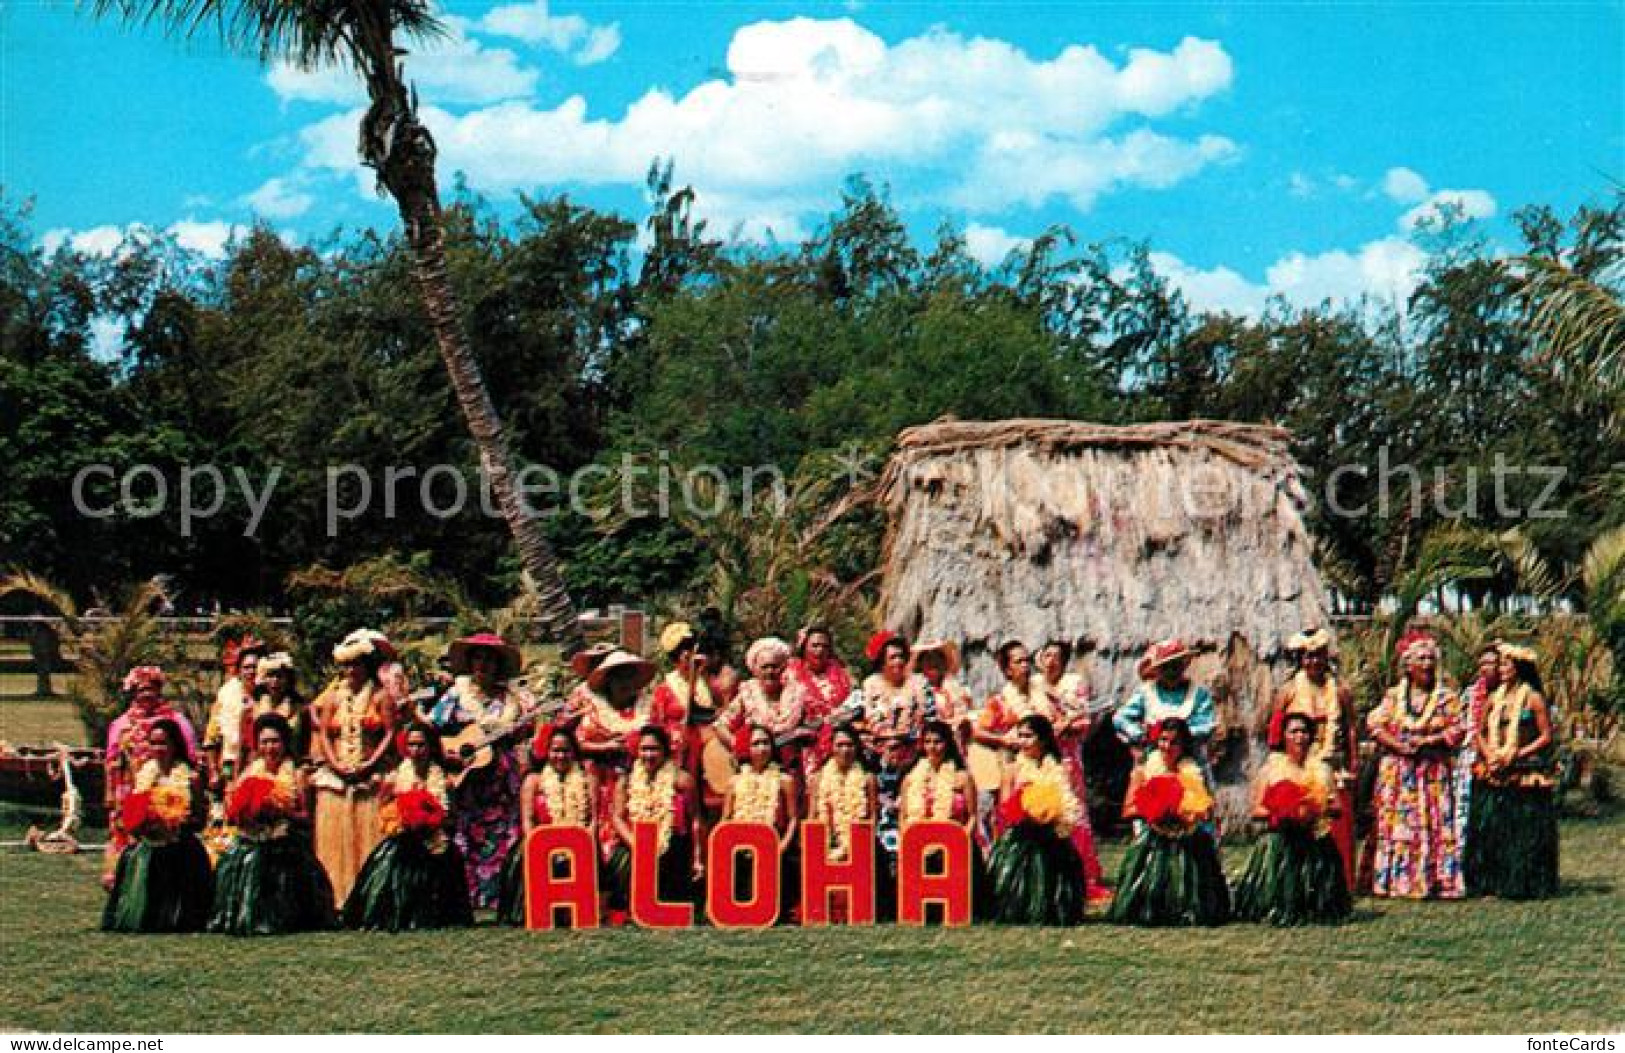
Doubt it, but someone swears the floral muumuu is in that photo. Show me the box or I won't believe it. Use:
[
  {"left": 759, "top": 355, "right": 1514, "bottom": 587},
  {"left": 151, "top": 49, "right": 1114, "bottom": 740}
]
[{"left": 521, "top": 821, "right": 973, "bottom": 929}]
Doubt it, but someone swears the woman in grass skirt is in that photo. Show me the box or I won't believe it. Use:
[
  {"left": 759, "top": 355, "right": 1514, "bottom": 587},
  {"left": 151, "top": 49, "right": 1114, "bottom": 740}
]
[
  {"left": 498, "top": 725, "right": 600, "bottom": 925},
  {"left": 1108, "top": 717, "right": 1230, "bottom": 927},
  {"left": 208, "top": 713, "right": 336, "bottom": 935},
  {"left": 1233, "top": 712, "right": 1352, "bottom": 925},
  {"left": 986, "top": 714, "right": 1086, "bottom": 926},
  {"left": 606, "top": 724, "right": 704, "bottom": 920},
  {"left": 344, "top": 723, "right": 473, "bottom": 930},
  {"left": 721, "top": 723, "right": 801, "bottom": 922},
  {"left": 1465, "top": 644, "right": 1559, "bottom": 900},
  {"left": 102, "top": 717, "right": 213, "bottom": 932}
]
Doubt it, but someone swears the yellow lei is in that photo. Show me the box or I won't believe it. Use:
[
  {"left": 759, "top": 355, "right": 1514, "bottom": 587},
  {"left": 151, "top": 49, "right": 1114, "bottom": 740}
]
[
  {"left": 1012, "top": 754, "right": 1081, "bottom": 835},
  {"left": 627, "top": 761, "right": 679, "bottom": 853},
  {"left": 328, "top": 681, "right": 373, "bottom": 768},
  {"left": 1483, "top": 683, "right": 1530, "bottom": 764},
  {"left": 391, "top": 759, "right": 449, "bottom": 809},
  {"left": 731, "top": 764, "right": 783, "bottom": 825},
  {"left": 238, "top": 756, "right": 297, "bottom": 838},
  {"left": 1285, "top": 670, "right": 1343, "bottom": 761},
  {"left": 901, "top": 760, "right": 958, "bottom": 826},
  {"left": 663, "top": 670, "right": 713, "bottom": 711},
  {"left": 539, "top": 765, "right": 591, "bottom": 826},
  {"left": 133, "top": 761, "right": 193, "bottom": 842},
  {"left": 816, "top": 759, "right": 870, "bottom": 860}
]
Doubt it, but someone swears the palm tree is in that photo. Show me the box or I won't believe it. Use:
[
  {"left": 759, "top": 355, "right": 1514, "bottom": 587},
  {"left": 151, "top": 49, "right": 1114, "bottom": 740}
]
[
  {"left": 1520, "top": 254, "right": 1625, "bottom": 437},
  {"left": 87, "top": 0, "right": 582, "bottom": 648}
]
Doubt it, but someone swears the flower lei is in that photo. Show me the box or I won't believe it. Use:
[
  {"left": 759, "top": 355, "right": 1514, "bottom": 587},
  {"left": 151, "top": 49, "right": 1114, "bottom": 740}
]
[
  {"left": 736, "top": 678, "right": 801, "bottom": 737},
  {"left": 732, "top": 764, "right": 783, "bottom": 825},
  {"left": 793, "top": 658, "right": 851, "bottom": 722},
  {"left": 1387, "top": 682, "right": 1446, "bottom": 736},
  {"left": 627, "top": 761, "right": 679, "bottom": 854},
  {"left": 329, "top": 681, "right": 373, "bottom": 767},
  {"left": 816, "top": 759, "right": 869, "bottom": 860},
  {"left": 1259, "top": 754, "right": 1331, "bottom": 835},
  {"left": 539, "top": 765, "right": 591, "bottom": 826},
  {"left": 392, "top": 759, "right": 449, "bottom": 809},
  {"left": 663, "top": 670, "right": 713, "bottom": 712},
  {"left": 1483, "top": 683, "right": 1529, "bottom": 764},
  {"left": 1286, "top": 671, "right": 1342, "bottom": 759},
  {"left": 1138, "top": 755, "right": 1213, "bottom": 836},
  {"left": 126, "top": 761, "right": 192, "bottom": 840},
  {"left": 901, "top": 760, "right": 958, "bottom": 825}
]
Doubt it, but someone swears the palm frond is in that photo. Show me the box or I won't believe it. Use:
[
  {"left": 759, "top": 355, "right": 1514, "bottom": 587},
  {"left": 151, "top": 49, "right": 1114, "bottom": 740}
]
[{"left": 1521, "top": 255, "right": 1625, "bottom": 401}]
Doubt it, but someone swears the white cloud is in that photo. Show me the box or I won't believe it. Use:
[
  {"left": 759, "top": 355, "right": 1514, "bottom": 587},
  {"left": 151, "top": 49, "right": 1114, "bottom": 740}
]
[
  {"left": 243, "top": 176, "right": 315, "bottom": 220},
  {"left": 1400, "top": 187, "right": 1497, "bottom": 232},
  {"left": 478, "top": 1, "right": 621, "bottom": 65},
  {"left": 1154, "top": 236, "right": 1428, "bottom": 317},
  {"left": 1288, "top": 172, "right": 1316, "bottom": 198},
  {"left": 39, "top": 220, "right": 244, "bottom": 261},
  {"left": 1381, "top": 166, "right": 1430, "bottom": 204},
  {"left": 963, "top": 223, "right": 1030, "bottom": 267},
  {"left": 291, "top": 19, "right": 1236, "bottom": 237},
  {"left": 267, "top": 16, "right": 538, "bottom": 106}
]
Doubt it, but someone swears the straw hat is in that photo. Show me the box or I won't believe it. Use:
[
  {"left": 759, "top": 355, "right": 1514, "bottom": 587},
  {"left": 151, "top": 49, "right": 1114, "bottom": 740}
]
[
  {"left": 1137, "top": 639, "right": 1196, "bottom": 681},
  {"left": 1286, "top": 627, "right": 1333, "bottom": 654},
  {"left": 1497, "top": 641, "right": 1538, "bottom": 664},
  {"left": 587, "top": 650, "right": 658, "bottom": 693},
  {"left": 447, "top": 632, "right": 522, "bottom": 678},
  {"left": 568, "top": 642, "right": 618, "bottom": 679},
  {"left": 333, "top": 628, "right": 397, "bottom": 664},
  {"left": 257, "top": 651, "right": 296, "bottom": 679},
  {"left": 659, "top": 621, "right": 696, "bottom": 656},
  {"left": 912, "top": 639, "right": 961, "bottom": 676}
]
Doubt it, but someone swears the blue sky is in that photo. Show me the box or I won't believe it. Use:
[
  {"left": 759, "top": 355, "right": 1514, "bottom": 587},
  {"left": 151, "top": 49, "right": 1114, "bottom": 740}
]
[{"left": 3, "top": 1, "right": 1621, "bottom": 314}]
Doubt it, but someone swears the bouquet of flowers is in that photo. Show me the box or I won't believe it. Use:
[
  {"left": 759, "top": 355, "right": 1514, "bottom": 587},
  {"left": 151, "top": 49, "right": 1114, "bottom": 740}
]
[
  {"left": 121, "top": 786, "right": 189, "bottom": 839},
  {"left": 1135, "top": 770, "right": 1213, "bottom": 835},
  {"left": 226, "top": 776, "right": 294, "bottom": 831},
  {"left": 379, "top": 789, "right": 447, "bottom": 838},
  {"left": 998, "top": 778, "right": 1073, "bottom": 832},
  {"left": 1261, "top": 779, "right": 1321, "bottom": 831}
]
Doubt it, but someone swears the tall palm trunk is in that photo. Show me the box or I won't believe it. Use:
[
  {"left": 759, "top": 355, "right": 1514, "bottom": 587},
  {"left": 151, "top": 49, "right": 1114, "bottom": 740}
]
[{"left": 355, "top": 26, "right": 582, "bottom": 651}]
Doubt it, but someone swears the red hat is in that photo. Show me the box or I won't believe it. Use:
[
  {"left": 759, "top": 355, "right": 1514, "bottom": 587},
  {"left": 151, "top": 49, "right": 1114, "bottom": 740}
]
[
  {"left": 447, "top": 633, "right": 522, "bottom": 678},
  {"left": 865, "top": 630, "right": 899, "bottom": 664}
]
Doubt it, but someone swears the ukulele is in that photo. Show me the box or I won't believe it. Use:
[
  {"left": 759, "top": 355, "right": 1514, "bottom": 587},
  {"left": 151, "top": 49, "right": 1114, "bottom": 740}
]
[{"left": 440, "top": 693, "right": 567, "bottom": 789}]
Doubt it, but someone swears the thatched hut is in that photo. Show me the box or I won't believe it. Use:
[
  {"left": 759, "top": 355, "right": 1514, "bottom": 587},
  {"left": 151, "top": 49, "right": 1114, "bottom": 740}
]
[{"left": 874, "top": 418, "right": 1332, "bottom": 818}]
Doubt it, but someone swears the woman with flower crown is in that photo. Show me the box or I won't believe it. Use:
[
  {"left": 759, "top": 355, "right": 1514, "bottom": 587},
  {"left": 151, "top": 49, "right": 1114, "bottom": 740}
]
[
  {"left": 722, "top": 723, "right": 801, "bottom": 922},
  {"left": 102, "top": 717, "right": 212, "bottom": 932},
  {"left": 102, "top": 666, "right": 199, "bottom": 887},
  {"left": 1233, "top": 712, "right": 1352, "bottom": 925},
  {"left": 344, "top": 722, "right": 473, "bottom": 931},
  {"left": 1264, "top": 628, "right": 1358, "bottom": 884},
  {"left": 310, "top": 631, "right": 397, "bottom": 906},
  {"left": 1465, "top": 643, "right": 1559, "bottom": 900},
  {"left": 1367, "top": 630, "right": 1467, "bottom": 899},
  {"left": 607, "top": 724, "right": 704, "bottom": 918},
  {"left": 1108, "top": 717, "right": 1230, "bottom": 927},
  {"left": 209, "top": 713, "right": 336, "bottom": 935},
  {"left": 985, "top": 714, "right": 1085, "bottom": 925},
  {"left": 787, "top": 625, "right": 855, "bottom": 782},
  {"left": 497, "top": 724, "right": 600, "bottom": 925}
]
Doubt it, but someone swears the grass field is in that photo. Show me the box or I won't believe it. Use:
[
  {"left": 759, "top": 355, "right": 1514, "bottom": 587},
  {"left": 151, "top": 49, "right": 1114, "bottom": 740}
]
[{"left": 0, "top": 804, "right": 1620, "bottom": 1034}]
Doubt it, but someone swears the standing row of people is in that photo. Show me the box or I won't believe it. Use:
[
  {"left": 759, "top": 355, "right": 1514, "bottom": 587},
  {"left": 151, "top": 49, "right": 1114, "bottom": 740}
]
[{"left": 99, "top": 620, "right": 1561, "bottom": 935}]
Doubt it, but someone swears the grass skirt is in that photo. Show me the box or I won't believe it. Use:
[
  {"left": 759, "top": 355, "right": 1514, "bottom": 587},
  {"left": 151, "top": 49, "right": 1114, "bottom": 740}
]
[
  {"left": 208, "top": 833, "right": 337, "bottom": 936},
  {"left": 985, "top": 822, "right": 1085, "bottom": 926},
  {"left": 343, "top": 833, "right": 474, "bottom": 931},
  {"left": 101, "top": 832, "right": 214, "bottom": 933},
  {"left": 1108, "top": 827, "right": 1231, "bottom": 927},
  {"left": 1233, "top": 827, "right": 1352, "bottom": 926},
  {"left": 1465, "top": 780, "right": 1559, "bottom": 900}
]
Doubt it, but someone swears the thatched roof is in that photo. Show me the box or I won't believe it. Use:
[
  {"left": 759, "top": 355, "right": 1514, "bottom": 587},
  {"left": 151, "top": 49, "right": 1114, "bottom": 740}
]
[{"left": 876, "top": 417, "right": 1330, "bottom": 742}]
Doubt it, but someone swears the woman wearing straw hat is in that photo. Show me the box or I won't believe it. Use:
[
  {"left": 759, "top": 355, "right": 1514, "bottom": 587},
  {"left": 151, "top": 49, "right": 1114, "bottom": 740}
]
[
  {"left": 1366, "top": 630, "right": 1466, "bottom": 899},
  {"left": 578, "top": 649, "right": 660, "bottom": 858},
  {"left": 1265, "top": 627, "right": 1357, "bottom": 885},
  {"left": 1113, "top": 639, "right": 1216, "bottom": 773},
  {"left": 649, "top": 622, "right": 712, "bottom": 799},
  {"left": 310, "top": 631, "right": 398, "bottom": 905},
  {"left": 247, "top": 652, "right": 310, "bottom": 769},
  {"left": 426, "top": 632, "right": 529, "bottom": 910},
  {"left": 1465, "top": 643, "right": 1559, "bottom": 899}
]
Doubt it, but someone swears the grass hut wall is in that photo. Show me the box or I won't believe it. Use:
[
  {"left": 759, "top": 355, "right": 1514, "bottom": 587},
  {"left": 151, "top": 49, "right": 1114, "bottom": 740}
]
[{"left": 874, "top": 418, "right": 1332, "bottom": 823}]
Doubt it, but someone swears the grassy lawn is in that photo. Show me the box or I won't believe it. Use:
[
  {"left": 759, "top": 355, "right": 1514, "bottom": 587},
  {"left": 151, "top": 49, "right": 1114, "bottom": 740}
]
[{"left": 0, "top": 805, "right": 1620, "bottom": 1034}]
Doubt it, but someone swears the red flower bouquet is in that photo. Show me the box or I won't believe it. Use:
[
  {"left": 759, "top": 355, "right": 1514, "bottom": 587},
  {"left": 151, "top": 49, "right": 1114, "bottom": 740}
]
[
  {"left": 1134, "top": 774, "right": 1188, "bottom": 831},
  {"left": 226, "top": 776, "right": 292, "bottom": 830},
  {"left": 998, "top": 791, "right": 1028, "bottom": 829},
  {"left": 1261, "top": 779, "right": 1320, "bottom": 830},
  {"left": 393, "top": 788, "right": 446, "bottom": 834}
]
